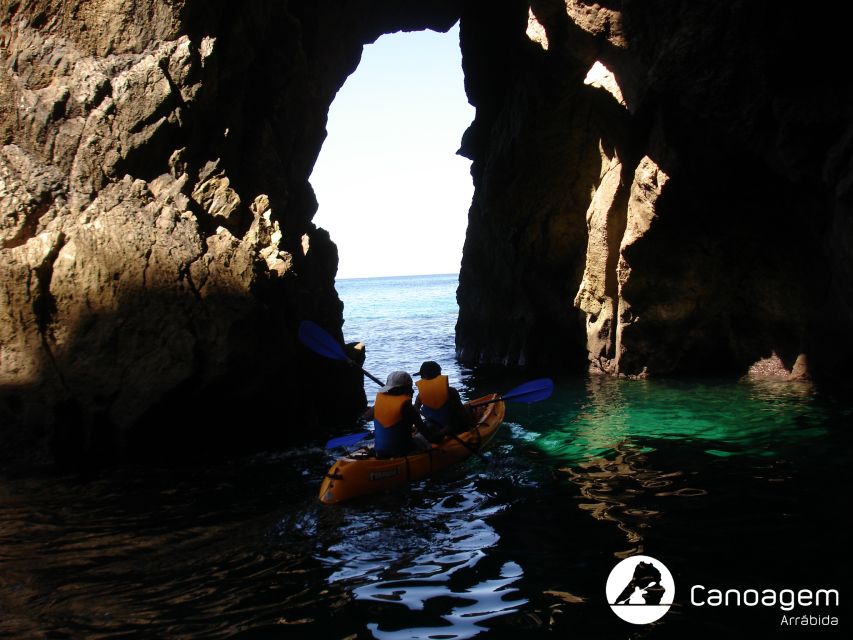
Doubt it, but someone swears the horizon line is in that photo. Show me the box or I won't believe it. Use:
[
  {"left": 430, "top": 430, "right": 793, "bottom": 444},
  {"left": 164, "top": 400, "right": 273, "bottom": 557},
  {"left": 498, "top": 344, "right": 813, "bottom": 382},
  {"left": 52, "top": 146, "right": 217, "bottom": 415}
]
[{"left": 336, "top": 271, "right": 459, "bottom": 282}]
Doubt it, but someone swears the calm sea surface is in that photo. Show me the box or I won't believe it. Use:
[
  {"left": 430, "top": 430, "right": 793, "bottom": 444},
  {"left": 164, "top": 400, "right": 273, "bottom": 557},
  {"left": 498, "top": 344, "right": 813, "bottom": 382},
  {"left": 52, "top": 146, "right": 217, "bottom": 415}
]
[{"left": 1, "top": 274, "right": 851, "bottom": 638}]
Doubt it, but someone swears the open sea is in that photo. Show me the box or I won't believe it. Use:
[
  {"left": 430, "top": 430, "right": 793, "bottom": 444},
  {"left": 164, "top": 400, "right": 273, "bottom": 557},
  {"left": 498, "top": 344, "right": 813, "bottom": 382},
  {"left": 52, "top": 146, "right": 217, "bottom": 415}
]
[{"left": 1, "top": 273, "right": 851, "bottom": 638}]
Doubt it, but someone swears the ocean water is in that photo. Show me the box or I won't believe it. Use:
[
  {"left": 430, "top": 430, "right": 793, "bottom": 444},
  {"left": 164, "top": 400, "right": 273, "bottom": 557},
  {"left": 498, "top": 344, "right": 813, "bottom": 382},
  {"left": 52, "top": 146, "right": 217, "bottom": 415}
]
[
  {"left": 1, "top": 274, "right": 851, "bottom": 638},
  {"left": 336, "top": 273, "right": 467, "bottom": 401}
]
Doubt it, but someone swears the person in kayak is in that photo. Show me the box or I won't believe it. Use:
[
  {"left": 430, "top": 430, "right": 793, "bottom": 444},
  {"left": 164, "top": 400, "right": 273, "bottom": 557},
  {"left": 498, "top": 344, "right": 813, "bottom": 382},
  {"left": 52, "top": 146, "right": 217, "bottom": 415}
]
[
  {"left": 414, "top": 361, "right": 473, "bottom": 437},
  {"left": 363, "top": 370, "right": 430, "bottom": 458}
]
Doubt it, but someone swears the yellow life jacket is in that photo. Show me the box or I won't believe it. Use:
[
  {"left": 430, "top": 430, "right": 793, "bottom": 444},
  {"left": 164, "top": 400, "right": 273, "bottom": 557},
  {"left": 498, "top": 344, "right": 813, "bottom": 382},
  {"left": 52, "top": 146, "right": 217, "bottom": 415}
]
[
  {"left": 374, "top": 393, "right": 410, "bottom": 428},
  {"left": 416, "top": 375, "right": 449, "bottom": 410}
]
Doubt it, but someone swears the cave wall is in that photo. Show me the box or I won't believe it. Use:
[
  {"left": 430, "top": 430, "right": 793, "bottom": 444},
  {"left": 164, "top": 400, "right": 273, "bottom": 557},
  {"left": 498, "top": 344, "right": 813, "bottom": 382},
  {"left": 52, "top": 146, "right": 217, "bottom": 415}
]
[
  {"left": 3, "top": 0, "right": 852, "bottom": 466},
  {"left": 456, "top": 0, "right": 853, "bottom": 381},
  {"left": 0, "top": 0, "right": 460, "bottom": 466},
  {"left": 456, "top": 0, "right": 621, "bottom": 370}
]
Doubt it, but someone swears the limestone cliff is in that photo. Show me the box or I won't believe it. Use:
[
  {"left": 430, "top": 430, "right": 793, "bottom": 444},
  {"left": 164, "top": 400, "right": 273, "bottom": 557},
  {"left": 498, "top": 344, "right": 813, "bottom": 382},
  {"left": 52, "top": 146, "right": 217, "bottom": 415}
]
[
  {"left": 456, "top": 0, "right": 853, "bottom": 381},
  {"left": 0, "top": 0, "right": 459, "bottom": 466}
]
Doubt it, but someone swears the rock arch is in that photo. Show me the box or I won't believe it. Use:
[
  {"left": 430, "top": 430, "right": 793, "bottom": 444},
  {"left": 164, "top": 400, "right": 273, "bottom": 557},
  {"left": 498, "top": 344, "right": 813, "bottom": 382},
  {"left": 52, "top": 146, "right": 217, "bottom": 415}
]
[{"left": 2, "top": 0, "right": 851, "bottom": 466}]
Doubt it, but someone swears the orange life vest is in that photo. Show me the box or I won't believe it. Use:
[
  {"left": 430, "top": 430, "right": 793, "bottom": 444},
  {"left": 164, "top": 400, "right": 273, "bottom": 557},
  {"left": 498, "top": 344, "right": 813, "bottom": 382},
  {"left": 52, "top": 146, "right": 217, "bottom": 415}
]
[
  {"left": 374, "top": 393, "right": 410, "bottom": 428},
  {"left": 416, "top": 375, "right": 449, "bottom": 410},
  {"left": 373, "top": 393, "right": 412, "bottom": 458}
]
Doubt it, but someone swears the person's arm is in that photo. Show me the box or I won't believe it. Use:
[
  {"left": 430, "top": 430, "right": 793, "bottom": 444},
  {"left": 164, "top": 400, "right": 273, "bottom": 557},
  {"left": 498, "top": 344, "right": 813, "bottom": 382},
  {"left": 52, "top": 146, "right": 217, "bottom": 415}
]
[
  {"left": 403, "top": 402, "right": 426, "bottom": 432},
  {"left": 404, "top": 401, "right": 447, "bottom": 443},
  {"left": 449, "top": 387, "right": 475, "bottom": 428}
]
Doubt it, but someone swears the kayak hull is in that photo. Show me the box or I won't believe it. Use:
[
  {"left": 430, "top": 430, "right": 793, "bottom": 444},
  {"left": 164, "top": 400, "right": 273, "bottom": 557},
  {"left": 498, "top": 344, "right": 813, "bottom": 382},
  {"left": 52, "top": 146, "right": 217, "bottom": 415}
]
[{"left": 318, "top": 394, "right": 505, "bottom": 504}]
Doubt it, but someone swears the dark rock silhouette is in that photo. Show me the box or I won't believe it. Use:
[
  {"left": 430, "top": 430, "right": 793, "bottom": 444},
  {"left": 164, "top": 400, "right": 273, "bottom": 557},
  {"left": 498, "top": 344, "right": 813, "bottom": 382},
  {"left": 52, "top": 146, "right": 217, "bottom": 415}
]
[
  {"left": 614, "top": 561, "right": 665, "bottom": 605},
  {"left": 456, "top": 1, "right": 853, "bottom": 383}
]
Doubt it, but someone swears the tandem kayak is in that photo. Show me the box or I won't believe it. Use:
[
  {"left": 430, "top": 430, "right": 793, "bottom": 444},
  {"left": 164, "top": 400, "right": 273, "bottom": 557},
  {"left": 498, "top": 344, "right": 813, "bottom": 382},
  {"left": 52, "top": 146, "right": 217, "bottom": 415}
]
[{"left": 318, "top": 394, "right": 505, "bottom": 504}]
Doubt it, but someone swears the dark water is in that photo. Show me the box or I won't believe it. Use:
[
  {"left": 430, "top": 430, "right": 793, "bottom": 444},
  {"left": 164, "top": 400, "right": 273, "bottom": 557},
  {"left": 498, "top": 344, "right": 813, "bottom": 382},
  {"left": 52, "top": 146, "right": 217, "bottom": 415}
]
[{"left": 1, "top": 274, "right": 851, "bottom": 638}]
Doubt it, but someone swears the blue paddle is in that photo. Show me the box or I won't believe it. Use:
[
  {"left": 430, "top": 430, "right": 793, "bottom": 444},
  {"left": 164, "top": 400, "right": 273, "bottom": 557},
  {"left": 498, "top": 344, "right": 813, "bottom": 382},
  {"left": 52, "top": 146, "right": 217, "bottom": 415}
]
[
  {"left": 298, "top": 320, "right": 384, "bottom": 386},
  {"left": 325, "top": 431, "right": 372, "bottom": 448},
  {"left": 468, "top": 378, "right": 554, "bottom": 407}
]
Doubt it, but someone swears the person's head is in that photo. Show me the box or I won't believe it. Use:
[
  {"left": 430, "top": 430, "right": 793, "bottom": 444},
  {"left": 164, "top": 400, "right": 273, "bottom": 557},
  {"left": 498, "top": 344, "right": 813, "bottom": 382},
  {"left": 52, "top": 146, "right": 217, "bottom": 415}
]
[
  {"left": 416, "top": 361, "right": 441, "bottom": 380},
  {"left": 380, "top": 370, "right": 414, "bottom": 395}
]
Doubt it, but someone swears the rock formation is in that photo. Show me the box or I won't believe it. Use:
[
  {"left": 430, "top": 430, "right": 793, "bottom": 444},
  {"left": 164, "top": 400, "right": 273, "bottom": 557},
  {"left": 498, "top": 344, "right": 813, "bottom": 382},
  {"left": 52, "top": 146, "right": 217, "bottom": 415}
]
[
  {"left": 3, "top": 0, "right": 851, "bottom": 466},
  {"left": 0, "top": 0, "right": 459, "bottom": 466},
  {"left": 456, "top": 0, "right": 853, "bottom": 382}
]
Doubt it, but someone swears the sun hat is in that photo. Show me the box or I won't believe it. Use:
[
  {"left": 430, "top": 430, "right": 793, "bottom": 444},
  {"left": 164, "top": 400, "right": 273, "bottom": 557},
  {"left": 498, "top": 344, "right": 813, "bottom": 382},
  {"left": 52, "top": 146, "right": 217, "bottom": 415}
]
[
  {"left": 379, "top": 370, "right": 413, "bottom": 393},
  {"left": 415, "top": 361, "right": 441, "bottom": 379}
]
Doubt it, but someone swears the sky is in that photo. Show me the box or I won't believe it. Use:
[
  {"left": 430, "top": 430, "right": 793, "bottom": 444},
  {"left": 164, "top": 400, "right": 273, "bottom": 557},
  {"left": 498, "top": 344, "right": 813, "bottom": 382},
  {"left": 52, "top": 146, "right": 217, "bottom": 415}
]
[{"left": 310, "top": 23, "right": 475, "bottom": 280}]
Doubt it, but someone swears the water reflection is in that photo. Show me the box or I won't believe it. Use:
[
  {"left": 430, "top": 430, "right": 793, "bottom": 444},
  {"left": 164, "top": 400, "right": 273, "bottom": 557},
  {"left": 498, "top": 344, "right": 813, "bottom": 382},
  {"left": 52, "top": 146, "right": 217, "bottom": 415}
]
[
  {"left": 524, "top": 376, "right": 822, "bottom": 557},
  {"left": 317, "top": 481, "right": 526, "bottom": 639},
  {"left": 558, "top": 442, "right": 705, "bottom": 557}
]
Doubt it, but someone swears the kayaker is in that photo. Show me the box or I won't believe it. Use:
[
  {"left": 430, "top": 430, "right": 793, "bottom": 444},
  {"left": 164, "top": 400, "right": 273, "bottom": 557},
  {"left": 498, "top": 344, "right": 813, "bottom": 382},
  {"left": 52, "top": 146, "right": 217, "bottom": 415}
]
[
  {"left": 414, "top": 361, "right": 472, "bottom": 437},
  {"left": 363, "top": 371, "right": 430, "bottom": 458}
]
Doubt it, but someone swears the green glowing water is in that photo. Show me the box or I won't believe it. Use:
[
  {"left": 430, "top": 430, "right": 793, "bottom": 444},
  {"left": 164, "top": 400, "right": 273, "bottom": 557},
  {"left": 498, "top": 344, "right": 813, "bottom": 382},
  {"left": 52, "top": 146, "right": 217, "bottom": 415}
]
[{"left": 518, "top": 376, "right": 831, "bottom": 462}]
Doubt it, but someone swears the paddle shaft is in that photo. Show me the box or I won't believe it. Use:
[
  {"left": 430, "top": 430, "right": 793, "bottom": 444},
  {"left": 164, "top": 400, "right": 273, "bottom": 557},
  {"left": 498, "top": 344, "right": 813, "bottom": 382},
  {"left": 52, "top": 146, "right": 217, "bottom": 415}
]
[
  {"left": 468, "top": 395, "right": 506, "bottom": 408},
  {"left": 359, "top": 366, "right": 384, "bottom": 387},
  {"left": 420, "top": 406, "right": 488, "bottom": 463}
]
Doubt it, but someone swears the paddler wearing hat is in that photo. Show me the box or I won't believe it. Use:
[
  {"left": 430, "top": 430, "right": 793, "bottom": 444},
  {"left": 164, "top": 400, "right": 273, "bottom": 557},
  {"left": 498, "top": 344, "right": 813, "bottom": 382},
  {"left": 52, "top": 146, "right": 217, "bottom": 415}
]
[
  {"left": 363, "top": 371, "right": 431, "bottom": 458},
  {"left": 414, "top": 361, "right": 473, "bottom": 437}
]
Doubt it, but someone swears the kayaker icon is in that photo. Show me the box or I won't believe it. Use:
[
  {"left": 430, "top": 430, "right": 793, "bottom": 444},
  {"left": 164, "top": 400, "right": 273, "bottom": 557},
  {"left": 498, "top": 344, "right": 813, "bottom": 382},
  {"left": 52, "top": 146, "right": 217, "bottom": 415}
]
[{"left": 606, "top": 555, "right": 675, "bottom": 624}]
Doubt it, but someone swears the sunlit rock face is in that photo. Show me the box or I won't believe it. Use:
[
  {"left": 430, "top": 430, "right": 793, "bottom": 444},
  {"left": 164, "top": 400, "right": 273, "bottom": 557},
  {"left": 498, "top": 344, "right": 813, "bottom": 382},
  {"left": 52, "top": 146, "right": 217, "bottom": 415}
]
[
  {"left": 0, "top": 0, "right": 459, "bottom": 466},
  {"left": 456, "top": 0, "right": 853, "bottom": 381}
]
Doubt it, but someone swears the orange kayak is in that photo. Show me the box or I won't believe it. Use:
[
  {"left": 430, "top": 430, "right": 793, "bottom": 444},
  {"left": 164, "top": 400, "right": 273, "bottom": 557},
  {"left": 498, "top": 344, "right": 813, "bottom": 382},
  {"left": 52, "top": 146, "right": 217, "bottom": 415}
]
[{"left": 318, "top": 394, "right": 505, "bottom": 504}]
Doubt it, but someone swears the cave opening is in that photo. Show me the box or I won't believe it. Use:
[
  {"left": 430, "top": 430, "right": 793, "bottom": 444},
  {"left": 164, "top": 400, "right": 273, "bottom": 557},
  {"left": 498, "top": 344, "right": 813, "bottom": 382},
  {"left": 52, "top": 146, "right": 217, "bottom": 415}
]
[{"left": 310, "top": 23, "right": 474, "bottom": 281}]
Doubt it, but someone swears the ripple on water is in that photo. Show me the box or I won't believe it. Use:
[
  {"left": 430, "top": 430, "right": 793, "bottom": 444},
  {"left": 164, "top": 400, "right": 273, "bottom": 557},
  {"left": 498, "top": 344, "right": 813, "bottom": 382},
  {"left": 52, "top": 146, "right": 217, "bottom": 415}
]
[
  {"left": 364, "top": 561, "right": 526, "bottom": 640},
  {"left": 316, "top": 482, "right": 526, "bottom": 639}
]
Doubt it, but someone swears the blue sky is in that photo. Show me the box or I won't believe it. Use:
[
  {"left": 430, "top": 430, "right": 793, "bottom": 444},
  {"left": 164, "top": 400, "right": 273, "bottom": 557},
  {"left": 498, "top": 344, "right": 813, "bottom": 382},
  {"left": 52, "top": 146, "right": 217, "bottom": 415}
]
[{"left": 310, "top": 23, "right": 474, "bottom": 280}]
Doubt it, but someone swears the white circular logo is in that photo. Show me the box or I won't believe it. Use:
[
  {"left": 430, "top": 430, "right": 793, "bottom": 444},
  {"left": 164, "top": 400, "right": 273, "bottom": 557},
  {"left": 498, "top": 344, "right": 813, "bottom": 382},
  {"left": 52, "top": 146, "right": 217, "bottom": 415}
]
[{"left": 606, "top": 555, "right": 675, "bottom": 624}]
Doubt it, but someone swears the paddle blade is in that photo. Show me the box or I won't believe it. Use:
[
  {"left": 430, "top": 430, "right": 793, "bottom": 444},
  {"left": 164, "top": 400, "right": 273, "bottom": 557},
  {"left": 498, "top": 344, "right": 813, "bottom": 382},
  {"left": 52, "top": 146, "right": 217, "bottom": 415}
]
[
  {"left": 501, "top": 378, "right": 554, "bottom": 404},
  {"left": 298, "top": 321, "right": 349, "bottom": 362},
  {"left": 325, "top": 431, "right": 371, "bottom": 449}
]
